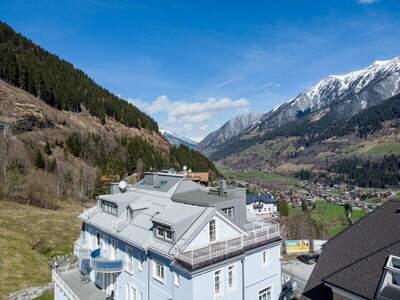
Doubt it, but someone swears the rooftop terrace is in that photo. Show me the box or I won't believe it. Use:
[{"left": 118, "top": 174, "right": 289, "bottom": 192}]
[{"left": 176, "top": 220, "right": 280, "bottom": 271}]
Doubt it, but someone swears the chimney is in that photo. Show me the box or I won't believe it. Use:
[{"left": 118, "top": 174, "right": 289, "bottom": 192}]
[{"left": 219, "top": 180, "right": 227, "bottom": 196}]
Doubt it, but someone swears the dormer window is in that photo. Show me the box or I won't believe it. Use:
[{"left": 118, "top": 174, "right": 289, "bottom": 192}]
[
  {"left": 155, "top": 224, "right": 173, "bottom": 242},
  {"left": 157, "top": 226, "right": 165, "bottom": 238},
  {"left": 101, "top": 200, "right": 118, "bottom": 216},
  {"left": 165, "top": 228, "right": 172, "bottom": 241}
]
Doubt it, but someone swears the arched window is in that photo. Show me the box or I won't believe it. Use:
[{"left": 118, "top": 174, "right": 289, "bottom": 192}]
[{"left": 209, "top": 219, "right": 216, "bottom": 242}]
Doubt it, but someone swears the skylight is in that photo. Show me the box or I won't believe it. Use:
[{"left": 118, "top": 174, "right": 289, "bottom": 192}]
[{"left": 154, "top": 180, "right": 168, "bottom": 189}]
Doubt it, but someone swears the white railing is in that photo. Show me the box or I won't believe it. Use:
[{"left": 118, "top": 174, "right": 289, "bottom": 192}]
[
  {"left": 177, "top": 222, "right": 280, "bottom": 266},
  {"left": 52, "top": 265, "right": 80, "bottom": 300}
]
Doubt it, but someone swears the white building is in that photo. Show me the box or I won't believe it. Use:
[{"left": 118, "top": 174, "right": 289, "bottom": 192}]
[
  {"left": 54, "top": 172, "right": 282, "bottom": 300},
  {"left": 246, "top": 194, "right": 277, "bottom": 216}
]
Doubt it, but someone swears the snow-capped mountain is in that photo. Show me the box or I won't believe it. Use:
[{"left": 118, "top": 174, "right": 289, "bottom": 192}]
[
  {"left": 253, "top": 57, "right": 400, "bottom": 132},
  {"left": 160, "top": 129, "right": 198, "bottom": 149},
  {"left": 196, "top": 113, "right": 263, "bottom": 155}
]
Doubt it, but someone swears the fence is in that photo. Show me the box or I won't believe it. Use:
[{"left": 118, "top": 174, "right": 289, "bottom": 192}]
[{"left": 177, "top": 221, "right": 280, "bottom": 266}]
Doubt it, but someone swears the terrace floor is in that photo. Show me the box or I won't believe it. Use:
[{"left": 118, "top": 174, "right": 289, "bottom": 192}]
[{"left": 59, "top": 270, "right": 107, "bottom": 300}]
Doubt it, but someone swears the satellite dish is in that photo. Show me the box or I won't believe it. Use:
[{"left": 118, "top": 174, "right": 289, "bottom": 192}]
[
  {"left": 183, "top": 165, "right": 187, "bottom": 171},
  {"left": 118, "top": 180, "right": 127, "bottom": 193}
]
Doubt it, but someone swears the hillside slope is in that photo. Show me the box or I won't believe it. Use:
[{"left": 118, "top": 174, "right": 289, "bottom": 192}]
[{"left": 0, "top": 21, "right": 158, "bottom": 130}]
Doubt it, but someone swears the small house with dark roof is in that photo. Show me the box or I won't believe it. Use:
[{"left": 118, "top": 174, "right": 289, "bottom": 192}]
[
  {"left": 302, "top": 199, "right": 400, "bottom": 300},
  {"left": 246, "top": 193, "right": 277, "bottom": 216}
]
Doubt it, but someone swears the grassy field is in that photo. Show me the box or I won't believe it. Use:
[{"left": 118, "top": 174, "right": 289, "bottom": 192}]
[
  {"left": 34, "top": 291, "right": 54, "bottom": 300},
  {"left": 218, "top": 165, "right": 299, "bottom": 185},
  {"left": 0, "top": 200, "right": 86, "bottom": 297},
  {"left": 366, "top": 142, "right": 400, "bottom": 156},
  {"left": 288, "top": 201, "right": 367, "bottom": 238}
]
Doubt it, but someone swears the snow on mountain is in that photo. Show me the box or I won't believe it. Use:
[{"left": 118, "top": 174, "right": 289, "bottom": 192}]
[
  {"left": 253, "top": 57, "right": 400, "bottom": 131},
  {"left": 160, "top": 129, "right": 198, "bottom": 149},
  {"left": 196, "top": 113, "right": 263, "bottom": 155}
]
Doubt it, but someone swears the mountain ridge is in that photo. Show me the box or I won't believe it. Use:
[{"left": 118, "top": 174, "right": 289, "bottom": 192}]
[
  {"left": 209, "top": 57, "right": 400, "bottom": 162},
  {"left": 196, "top": 112, "right": 263, "bottom": 155},
  {"left": 160, "top": 129, "right": 198, "bottom": 149}
]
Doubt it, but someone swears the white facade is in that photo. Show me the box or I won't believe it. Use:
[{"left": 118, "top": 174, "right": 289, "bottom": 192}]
[
  {"left": 247, "top": 201, "right": 277, "bottom": 215},
  {"left": 54, "top": 173, "right": 282, "bottom": 300}
]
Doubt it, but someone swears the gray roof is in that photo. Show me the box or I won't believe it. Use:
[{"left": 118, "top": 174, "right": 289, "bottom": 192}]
[
  {"left": 80, "top": 173, "right": 220, "bottom": 258},
  {"left": 303, "top": 199, "right": 400, "bottom": 300}
]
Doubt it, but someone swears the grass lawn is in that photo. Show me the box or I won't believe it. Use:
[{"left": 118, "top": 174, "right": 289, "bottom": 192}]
[
  {"left": 288, "top": 201, "right": 368, "bottom": 238},
  {"left": 351, "top": 209, "right": 367, "bottom": 222},
  {"left": 0, "top": 200, "right": 86, "bottom": 297},
  {"left": 218, "top": 165, "right": 299, "bottom": 185},
  {"left": 34, "top": 291, "right": 54, "bottom": 300}
]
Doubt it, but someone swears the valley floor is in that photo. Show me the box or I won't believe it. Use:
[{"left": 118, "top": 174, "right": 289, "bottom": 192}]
[{"left": 0, "top": 200, "right": 86, "bottom": 296}]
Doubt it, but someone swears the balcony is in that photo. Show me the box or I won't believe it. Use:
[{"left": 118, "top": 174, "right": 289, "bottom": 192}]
[
  {"left": 52, "top": 264, "right": 107, "bottom": 300},
  {"left": 74, "top": 239, "right": 91, "bottom": 259},
  {"left": 90, "top": 248, "right": 123, "bottom": 273},
  {"left": 176, "top": 221, "right": 280, "bottom": 270}
]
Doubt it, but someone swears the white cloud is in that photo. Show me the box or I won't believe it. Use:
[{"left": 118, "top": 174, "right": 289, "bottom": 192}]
[
  {"left": 357, "top": 0, "right": 379, "bottom": 4},
  {"left": 135, "top": 95, "right": 249, "bottom": 123},
  {"left": 127, "top": 95, "right": 250, "bottom": 141}
]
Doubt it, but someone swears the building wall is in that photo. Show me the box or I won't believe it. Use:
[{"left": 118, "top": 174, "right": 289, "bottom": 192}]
[
  {"left": 73, "top": 223, "right": 281, "bottom": 300},
  {"left": 192, "top": 259, "right": 243, "bottom": 300},
  {"left": 243, "top": 243, "right": 282, "bottom": 300},
  {"left": 82, "top": 224, "right": 194, "bottom": 300},
  {"left": 185, "top": 214, "right": 241, "bottom": 250},
  {"left": 246, "top": 202, "right": 277, "bottom": 215}
]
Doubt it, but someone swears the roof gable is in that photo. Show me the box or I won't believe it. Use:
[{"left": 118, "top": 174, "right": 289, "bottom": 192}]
[{"left": 303, "top": 199, "right": 400, "bottom": 299}]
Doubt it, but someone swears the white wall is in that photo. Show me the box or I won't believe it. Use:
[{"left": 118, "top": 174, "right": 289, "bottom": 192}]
[
  {"left": 186, "top": 214, "right": 241, "bottom": 250},
  {"left": 246, "top": 203, "right": 277, "bottom": 215}
]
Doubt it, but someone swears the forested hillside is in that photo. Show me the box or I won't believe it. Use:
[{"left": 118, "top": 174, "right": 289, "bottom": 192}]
[
  {"left": 0, "top": 22, "right": 158, "bottom": 131},
  {"left": 0, "top": 79, "right": 219, "bottom": 209}
]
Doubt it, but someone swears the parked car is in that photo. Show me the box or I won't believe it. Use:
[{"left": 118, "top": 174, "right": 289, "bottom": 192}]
[{"left": 297, "top": 254, "right": 319, "bottom": 264}]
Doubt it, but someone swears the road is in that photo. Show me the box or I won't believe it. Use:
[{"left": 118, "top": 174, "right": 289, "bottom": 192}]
[{"left": 282, "top": 259, "right": 315, "bottom": 296}]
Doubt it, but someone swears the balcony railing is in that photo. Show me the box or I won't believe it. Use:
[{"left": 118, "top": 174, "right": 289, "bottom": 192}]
[
  {"left": 52, "top": 264, "right": 80, "bottom": 300},
  {"left": 176, "top": 221, "right": 280, "bottom": 268},
  {"left": 90, "top": 248, "right": 123, "bottom": 273},
  {"left": 74, "top": 239, "right": 91, "bottom": 259}
]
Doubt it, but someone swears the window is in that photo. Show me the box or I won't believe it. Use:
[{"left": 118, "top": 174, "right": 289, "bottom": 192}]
[
  {"left": 138, "top": 253, "right": 144, "bottom": 271},
  {"left": 97, "top": 232, "right": 101, "bottom": 247},
  {"left": 258, "top": 286, "right": 272, "bottom": 300},
  {"left": 125, "top": 246, "right": 134, "bottom": 274},
  {"left": 227, "top": 265, "right": 236, "bottom": 290},
  {"left": 222, "top": 207, "right": 234, "bottom": 219},
  {"left": 153, "top": 261, "right": 165, "bottom": 283},
  {"left": 214, "top": 269, "right": 223, "bottom": 297},
  {"left": 126, "top": 284, "right": 141, "bottom": 300},
  {"left": 209, "top": 219, "right": 216, "bottom": 242},
  {"left": 102, "top": 200, "right": 118, "bottom": 216},
  {"left": 156, "top": 226, "right": 165, "bottom": 238},
  {"left": 262, "top": 250, "right": 269, "bottom": 266},
  {"left": 165, "top": 228, "right": 172, "bottom": 241},
  {"left": 174, "top": 273, "right": 180, "bottom": 287}
]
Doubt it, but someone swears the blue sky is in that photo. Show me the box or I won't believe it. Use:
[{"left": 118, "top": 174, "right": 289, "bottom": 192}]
[{"left": 2, "top": 0, "right": 400, "bottom": 141}]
